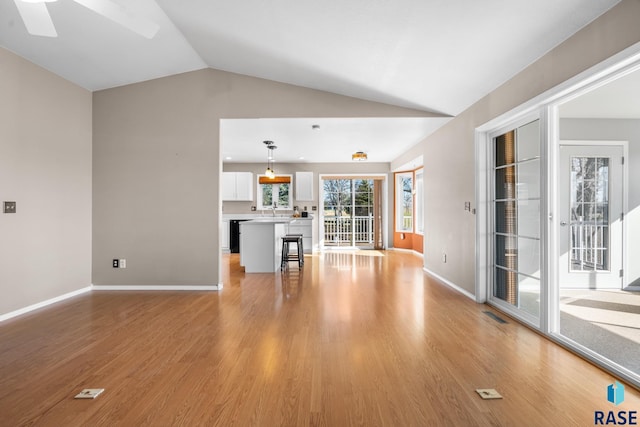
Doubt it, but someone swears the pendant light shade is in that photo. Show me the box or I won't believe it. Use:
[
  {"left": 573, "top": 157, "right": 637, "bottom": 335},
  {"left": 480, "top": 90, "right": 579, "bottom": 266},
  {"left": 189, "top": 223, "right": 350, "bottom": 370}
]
[{"left": 264, "top": 140, "right": 277, "bottom": 178}]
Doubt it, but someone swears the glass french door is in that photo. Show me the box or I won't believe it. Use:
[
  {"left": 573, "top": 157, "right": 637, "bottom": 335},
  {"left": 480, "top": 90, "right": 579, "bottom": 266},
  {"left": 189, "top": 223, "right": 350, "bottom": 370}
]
[
  {"left": 491, "top": 119, "right": 541, "bottom": 322},
  {"left": 558, "top": 144, "right": 624, "bottom": 289}
]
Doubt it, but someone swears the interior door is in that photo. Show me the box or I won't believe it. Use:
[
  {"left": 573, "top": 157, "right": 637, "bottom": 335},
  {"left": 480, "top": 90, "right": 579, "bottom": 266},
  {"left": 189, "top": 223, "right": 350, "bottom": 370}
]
[{"left": 559, "top": 144, "right": 624, "bottom": 289}]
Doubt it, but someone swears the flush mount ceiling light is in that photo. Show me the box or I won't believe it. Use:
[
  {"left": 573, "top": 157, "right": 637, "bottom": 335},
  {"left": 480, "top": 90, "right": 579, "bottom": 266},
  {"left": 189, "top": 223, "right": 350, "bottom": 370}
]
[
  {"left": 264, "top": 140, "right": 277, "bottom": 179},
  {"left": 13, "top": 0, "right": 159, "bottom": 38},
  {"left": 352, "top": 151, "right": 368, "bottom": 162}
]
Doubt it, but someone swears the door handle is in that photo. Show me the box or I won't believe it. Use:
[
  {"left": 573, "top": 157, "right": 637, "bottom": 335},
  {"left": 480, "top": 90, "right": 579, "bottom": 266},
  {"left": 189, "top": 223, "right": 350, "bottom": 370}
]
[{"left": 560, "top": 221, "right": 567, "bottom": 226}]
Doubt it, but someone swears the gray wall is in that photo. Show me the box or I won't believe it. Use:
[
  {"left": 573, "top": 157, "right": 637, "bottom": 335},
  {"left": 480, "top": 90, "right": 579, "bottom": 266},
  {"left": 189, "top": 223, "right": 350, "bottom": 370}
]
[
  {"left": 560, "top": 118, "right": 640, "bottom": 286},
  {"left": 0, "top": 48, "right": 92, "bottom": 316},
  {"left": 92, "top": 68, "right": 430, "bottom": 287},
  {"left": 4, "top": 0, "right": 640, "bottom": 315},
  {"left": 391, "top": 0, "right": 640, "bottom": 296}
]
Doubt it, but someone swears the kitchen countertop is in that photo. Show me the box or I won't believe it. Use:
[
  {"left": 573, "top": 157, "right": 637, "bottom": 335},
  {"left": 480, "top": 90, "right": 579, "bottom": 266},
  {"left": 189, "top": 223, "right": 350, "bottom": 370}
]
[
  {"left": 222, "top": 213, "right": 313, "bottom": 220},
  {"left": 243, "top": 217, "right": 293, "bottom": 224}
]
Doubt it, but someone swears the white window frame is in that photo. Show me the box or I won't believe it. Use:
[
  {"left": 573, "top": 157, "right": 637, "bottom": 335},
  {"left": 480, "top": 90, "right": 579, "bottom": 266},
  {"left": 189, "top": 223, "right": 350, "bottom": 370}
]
[
  {"left": 415, "top": 168, "right": 424, "bottom": 235},
  {"left": 256, "top": 174, "right": 293, "bottom": 210},
  {"left": 395, "top": 172, "right": 413, "bottom": 232}
]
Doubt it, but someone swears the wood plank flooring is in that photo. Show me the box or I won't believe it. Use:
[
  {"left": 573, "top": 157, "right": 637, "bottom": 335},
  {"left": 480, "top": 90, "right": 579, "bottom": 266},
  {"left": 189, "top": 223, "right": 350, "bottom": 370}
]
[{"left": 0, "top": 250, "right": 638, "bottom": 426}]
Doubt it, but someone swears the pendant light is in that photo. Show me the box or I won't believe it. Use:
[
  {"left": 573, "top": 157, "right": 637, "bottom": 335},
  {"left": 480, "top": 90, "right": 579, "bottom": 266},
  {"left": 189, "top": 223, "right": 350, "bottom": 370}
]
[{"left": 264, "top": 140, "right": 277, "bottom": 178}]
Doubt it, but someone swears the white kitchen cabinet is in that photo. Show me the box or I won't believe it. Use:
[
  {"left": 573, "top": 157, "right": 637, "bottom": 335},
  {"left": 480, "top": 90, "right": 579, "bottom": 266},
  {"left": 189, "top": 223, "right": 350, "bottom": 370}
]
[
  {"left": 222, "top": 172, "right": 253, "bottom": 201},
  {"left": 295, "top": 171, "right": 314, "bottom": 201},
  {"left": 288, "top": 218, "right": 312, "bottom": 253},
  {"left": 240, "top": 219, "right": 288, "bottom": 272}
]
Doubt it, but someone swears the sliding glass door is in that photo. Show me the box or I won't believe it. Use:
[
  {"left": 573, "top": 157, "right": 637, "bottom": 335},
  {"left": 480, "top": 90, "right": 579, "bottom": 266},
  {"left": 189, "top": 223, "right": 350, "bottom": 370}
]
[
  {"left": 491, "top": 119, "right": 541, "bottom": 323},
  {"left": 322, "top": 178, "right": 375, "bottom": 248},
  {"left": 479, "top": 56, "right": 640, "bottom": 389}
]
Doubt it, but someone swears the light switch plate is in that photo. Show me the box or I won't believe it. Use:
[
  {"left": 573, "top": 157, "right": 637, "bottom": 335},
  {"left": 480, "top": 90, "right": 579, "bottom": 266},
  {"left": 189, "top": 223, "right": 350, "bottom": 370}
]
[{"left": 3, "top": 201, "right": 16, "bottom": 213}]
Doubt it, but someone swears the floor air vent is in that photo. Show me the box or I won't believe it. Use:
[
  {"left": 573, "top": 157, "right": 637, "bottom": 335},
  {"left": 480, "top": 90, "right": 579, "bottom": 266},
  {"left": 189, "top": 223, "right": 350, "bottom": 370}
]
[{"left": 483, "top": 311, "right": 507, "bottom": 324}]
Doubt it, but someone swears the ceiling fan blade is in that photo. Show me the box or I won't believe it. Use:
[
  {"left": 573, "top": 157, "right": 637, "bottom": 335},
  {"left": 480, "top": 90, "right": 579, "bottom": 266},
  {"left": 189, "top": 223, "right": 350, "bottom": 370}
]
[
  {"left": 13, "top": 0, "right": 57, "bottom": 37},
  {"left": 72, "top": 0, "right": 159, "bottom": 39}
]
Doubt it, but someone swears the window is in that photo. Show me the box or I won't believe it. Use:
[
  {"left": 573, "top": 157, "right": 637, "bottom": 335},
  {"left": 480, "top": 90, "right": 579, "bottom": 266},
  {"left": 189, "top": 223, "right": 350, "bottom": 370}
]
[
  {"left": 257, "top": 175, "right": 292, "bottom": 210},
  {"left": 415, "top": 169, "right": 424, "bottom": 234},
  {"left": 395, "top": 172, "right": 413, "bottom": 231}
]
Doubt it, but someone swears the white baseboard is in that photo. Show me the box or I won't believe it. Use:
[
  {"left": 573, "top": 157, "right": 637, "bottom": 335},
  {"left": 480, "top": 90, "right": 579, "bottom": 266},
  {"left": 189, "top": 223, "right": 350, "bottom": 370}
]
[
  {"left": 423, "top": 267, "right": 476, "bottom": 301},
  {"left": 389, "top": 247, "right": 424, "bottom": 257},
  {"left": 0, "top": 286, "right": 92, "bottom": 323},
  {"left": 92, "top": 284, "right": 221, "bottom": 291}
]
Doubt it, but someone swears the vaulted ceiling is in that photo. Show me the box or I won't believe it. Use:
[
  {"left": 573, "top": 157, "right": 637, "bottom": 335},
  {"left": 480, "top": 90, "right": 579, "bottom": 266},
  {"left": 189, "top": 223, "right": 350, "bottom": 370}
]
[{"left": 0, "top": 0, "right": 621, "bottom": 163}]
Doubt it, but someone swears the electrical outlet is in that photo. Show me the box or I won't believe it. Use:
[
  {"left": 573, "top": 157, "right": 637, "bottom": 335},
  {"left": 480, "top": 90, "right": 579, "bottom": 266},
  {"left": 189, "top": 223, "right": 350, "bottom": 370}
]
[
  {"left": 3, "top": 201, "right": 16, "bottom": 213},
  {"left": 312, "top": 206, "right": 317, "bottom": 211},
  {"left": 119, "top": 259, "right": 126, "bottom": 268},
  {"left": 112, "top": 259, "right": 119, "bottom": 268}
]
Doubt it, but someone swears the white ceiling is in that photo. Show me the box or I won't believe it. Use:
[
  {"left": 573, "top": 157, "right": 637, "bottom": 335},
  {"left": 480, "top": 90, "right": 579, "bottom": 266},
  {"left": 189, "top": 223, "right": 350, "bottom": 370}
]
[
  {"left": 221, "top": 117, "right": 452, "bottom": 163},
  {"left": 0, "top": 0, "right": 622, "bottom": 163}
]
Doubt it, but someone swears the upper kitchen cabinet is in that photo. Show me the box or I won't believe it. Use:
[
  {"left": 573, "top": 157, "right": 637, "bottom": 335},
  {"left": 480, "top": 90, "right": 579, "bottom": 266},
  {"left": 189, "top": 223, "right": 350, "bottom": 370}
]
[
  {"left": 295, "top": 172, "right": 314, "bottom": 201},
  {"left": 222, "top": 172, "right": 253, "bottom": 201}
]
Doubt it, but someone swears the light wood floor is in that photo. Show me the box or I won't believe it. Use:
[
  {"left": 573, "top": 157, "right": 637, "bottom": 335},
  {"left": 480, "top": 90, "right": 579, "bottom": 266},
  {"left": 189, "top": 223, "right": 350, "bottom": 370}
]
[{"left": 0, "top": 251, "right": 638, "bottom": 426}]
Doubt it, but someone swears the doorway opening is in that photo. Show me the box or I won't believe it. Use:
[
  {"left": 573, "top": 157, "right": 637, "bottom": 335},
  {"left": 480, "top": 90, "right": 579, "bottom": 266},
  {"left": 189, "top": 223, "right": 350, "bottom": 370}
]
[{"left": 319, "top": 176, "right": 384, "bottom": 250}]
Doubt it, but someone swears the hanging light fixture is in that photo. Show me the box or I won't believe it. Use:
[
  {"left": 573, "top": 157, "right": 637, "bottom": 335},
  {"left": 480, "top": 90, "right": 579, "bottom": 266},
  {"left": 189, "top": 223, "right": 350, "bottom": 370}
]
[
  {"left": 264, "top": 140, "right": 277, "bottom": 178},
  {"left": 352, "top": 151, "right": 368, "bottom": 161}
]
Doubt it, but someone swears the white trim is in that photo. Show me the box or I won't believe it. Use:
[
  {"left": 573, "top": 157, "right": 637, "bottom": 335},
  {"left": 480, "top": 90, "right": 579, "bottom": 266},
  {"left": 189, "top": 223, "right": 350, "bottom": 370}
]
[
  {"left": 423, "top": 267, "right": 476, "bottom": 301},
  {"left": 539, "top": 107, "right": 551, "bottom": 333},
  {"left": 0, "top": 286, "right": 92, "bottom": 323},
  {"left": 474, "top": 128, "right": 490, "bottom": 304},
  {"left": 389, "top": 247, "right": 423, "bottom": 257},
  {"left": 92, "top": 285, "right": 221, "bottom": 291}
]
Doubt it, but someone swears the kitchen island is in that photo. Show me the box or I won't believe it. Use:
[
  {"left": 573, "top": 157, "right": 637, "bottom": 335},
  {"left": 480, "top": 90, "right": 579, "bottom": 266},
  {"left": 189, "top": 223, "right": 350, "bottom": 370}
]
[{"left": 239, "top": 218, "right": 291, "bottom": 273}]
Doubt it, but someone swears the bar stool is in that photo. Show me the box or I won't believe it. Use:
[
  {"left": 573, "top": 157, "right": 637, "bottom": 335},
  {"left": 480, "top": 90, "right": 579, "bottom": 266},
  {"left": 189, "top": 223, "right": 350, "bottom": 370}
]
[
  {"left": 281, "top": 234, "right": 304, "bottom": 269},
  {"left": 287, "top": 234, "right": 304, "bottom": 264}
]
